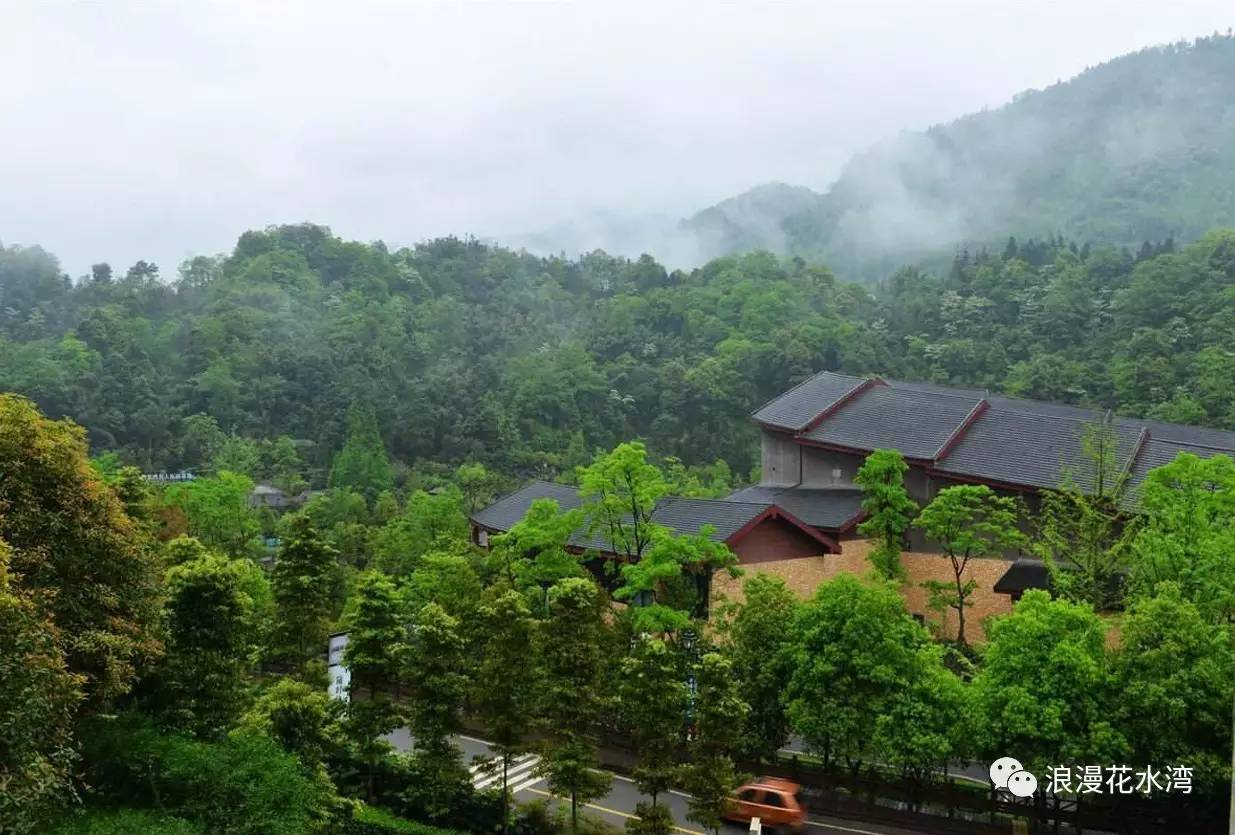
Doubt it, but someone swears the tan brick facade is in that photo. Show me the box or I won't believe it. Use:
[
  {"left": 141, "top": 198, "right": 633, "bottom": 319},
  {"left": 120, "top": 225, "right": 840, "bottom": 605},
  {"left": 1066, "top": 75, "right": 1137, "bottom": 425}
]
[{"left": 715, "top": 537, "right": 1015, "bottom": 643}]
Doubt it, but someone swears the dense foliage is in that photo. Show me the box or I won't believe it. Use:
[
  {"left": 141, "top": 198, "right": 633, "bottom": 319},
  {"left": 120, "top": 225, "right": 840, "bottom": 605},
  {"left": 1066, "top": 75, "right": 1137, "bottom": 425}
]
[
  {"left": 2, "top": 396, "right": 1234, "bottom": 833},
  {"left": 6, "top": 220, "right": 1235, "bottom": 493}
]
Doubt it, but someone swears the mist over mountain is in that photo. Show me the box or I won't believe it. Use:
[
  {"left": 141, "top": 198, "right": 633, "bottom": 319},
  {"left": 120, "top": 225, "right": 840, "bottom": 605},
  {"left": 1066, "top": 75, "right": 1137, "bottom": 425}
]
[{"left": 666, "top": 34, "right": 1235, "bottom": 277}]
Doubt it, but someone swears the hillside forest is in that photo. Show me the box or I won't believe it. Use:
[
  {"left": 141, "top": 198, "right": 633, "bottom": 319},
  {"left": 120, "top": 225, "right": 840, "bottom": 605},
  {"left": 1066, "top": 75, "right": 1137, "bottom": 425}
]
[
  {"left": 682, "top": 34, "right": 1235, "bottom": 277},
  {"left": 2, "top": 223, "right": 1234, "bottom": 490}
]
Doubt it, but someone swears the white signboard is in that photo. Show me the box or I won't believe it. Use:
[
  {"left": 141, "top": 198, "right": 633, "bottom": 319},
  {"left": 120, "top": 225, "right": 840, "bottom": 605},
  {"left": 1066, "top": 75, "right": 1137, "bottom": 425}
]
[{"left": 327, "top": 632, "right": 350, "bottom": 701}]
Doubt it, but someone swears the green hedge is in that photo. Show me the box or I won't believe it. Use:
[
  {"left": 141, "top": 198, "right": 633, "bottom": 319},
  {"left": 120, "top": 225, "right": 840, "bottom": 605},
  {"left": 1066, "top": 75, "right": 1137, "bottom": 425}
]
[
  {"left": 47, "top": 807, "right": 203, "bottom": 835},
  {"left": 345, "top": 803, "right": 461, "bottom": 835}
]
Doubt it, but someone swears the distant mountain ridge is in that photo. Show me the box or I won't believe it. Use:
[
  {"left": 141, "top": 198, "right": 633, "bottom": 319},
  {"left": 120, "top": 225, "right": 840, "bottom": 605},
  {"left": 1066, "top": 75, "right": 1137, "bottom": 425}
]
[{"left": 683, "top": 34, "right": 1235, "bottom": 277}]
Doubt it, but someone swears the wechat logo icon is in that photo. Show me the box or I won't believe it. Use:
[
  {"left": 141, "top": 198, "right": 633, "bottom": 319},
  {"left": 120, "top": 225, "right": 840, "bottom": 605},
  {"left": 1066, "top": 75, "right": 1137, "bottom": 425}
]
[{"left": 990, "top": 756, "right": 1037, "bottom": 798}]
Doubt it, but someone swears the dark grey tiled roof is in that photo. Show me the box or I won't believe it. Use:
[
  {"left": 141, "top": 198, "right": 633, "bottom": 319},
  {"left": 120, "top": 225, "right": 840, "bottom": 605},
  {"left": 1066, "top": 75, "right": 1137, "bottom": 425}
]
[
  {"left": 1135, "top": 419, "right": 1235, "bottom": 449},
  {"left": 471, "top": 482, "right": 804, "bottom": 553},
  {"left": 756, "top": 370, "right": 1235, "bottom": 500},
  {"left": 752, "top": 370, "right": 867, "bottom": 431},
  {"left": 935, "top": 407, "right": 1145, "bottom": 492},
  {"left": 650, "top": 498, "right": 771, "bottom": 541},
  {"left": 727, "top": 485, "right": 865, "bottom": 530},
  {"left": 1120, "top": 438, "right": 1233, "bottom": 510},
  {"left": 471, "top": 480, "right": 582, "bottom": 531},
  {"left": 800, "top": 385, "right": 982, "bottom": 460}
]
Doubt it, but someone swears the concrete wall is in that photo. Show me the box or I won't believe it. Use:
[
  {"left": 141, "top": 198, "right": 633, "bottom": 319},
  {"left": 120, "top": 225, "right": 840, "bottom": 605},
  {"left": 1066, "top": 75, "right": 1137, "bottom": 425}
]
[
  {"left": 760, "top": 431, "right": 802, "bottom": 485},
  {"left": 712, "top": 537, "right": 1015, "bottom": 643},
  {"left": 800, "top": 445, "right": 863, "bottom": 487}
]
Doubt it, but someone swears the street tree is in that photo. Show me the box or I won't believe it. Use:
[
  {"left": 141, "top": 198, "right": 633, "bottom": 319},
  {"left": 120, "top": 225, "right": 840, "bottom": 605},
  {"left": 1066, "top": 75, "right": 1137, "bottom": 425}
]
[
  {"left": 1112, "top": 583, "right": 1234, "bottom": 794},
  {"left": 854, "top": 448, "right": 917, "bottom": 579},
  {"left": 344, "top": 570, "right": 407, "bottom": 801},
  {"left": 785, "top": 574, "right": 929, "bottom": 771},
  {"left": 535, "top": 577, "right": 613, "bottom": 834},
  {"left": 682, "top": 652, "right": 749, "bottom": 835},
  {"left": 402, "top": 602, "right": 472, "bottom": 822},
  {"left": 472, "top": 589, "right": 540, "bottom": 835},
  {"left": 271, "top": 515, "right": 340, "bottom": 668},
  {"left": 915, "top": 485, "right": 1024, "bottom": 648},
  {"left": 970, "top": 591, "right": 1123, "bottom": 774},
  {"left": 617, "top": 637, "right": 689, "bottom": 812},
  {"left": 873, "top": 643, "right": 970, "bottom": 785},
  {"left": 722, "top": 573, "right": 801, "bottom": 762}
]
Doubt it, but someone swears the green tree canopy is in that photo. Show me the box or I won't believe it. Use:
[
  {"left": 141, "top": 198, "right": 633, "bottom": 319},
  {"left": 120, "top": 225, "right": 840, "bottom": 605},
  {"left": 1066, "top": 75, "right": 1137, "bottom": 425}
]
[
  {"left": 970, "top": 590, "right": 1124, "bottom": 773},
  {"left": 329, "top": 401, "right": 394, "bottom": 498},
  {"left": 854, "top": 448, "right": 917, "bottom": 579},
  {"left": 915, "top": 484, "right": 1024, "bottom": 647},
  {"left": 0, "top": 394, "right": 160, "bottom": 706}
]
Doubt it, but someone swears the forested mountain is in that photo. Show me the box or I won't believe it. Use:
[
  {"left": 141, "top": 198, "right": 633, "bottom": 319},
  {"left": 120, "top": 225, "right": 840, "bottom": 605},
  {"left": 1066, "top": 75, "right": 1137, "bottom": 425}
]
[
  {"left": 682, "top": 34, "right": 1235, "bottom": 277},
  {"left": 3, "top": 222, "right": 1235, "bottom": 487}
]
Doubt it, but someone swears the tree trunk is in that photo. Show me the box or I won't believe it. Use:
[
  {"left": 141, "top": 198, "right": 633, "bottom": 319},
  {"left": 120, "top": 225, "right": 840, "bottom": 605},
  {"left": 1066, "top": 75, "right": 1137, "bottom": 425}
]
[
  {"left": 953, "top": 558, "right": 968, "bottom": 647},
  {"left": 501, "top": 755, "right": 510, "bottom": 835}
]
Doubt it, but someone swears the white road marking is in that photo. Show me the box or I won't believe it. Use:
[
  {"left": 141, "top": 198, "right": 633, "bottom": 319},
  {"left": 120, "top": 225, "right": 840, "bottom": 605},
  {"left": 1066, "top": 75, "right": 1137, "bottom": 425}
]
[
  {"left": 510, "top": 770, "right": 546, "bottom": 794},
  {"left": 804, "top": 820, "right": 890, "bottom": 835},
  {"left": 474, "top": 754, "right": 540, "bottom": 790}
]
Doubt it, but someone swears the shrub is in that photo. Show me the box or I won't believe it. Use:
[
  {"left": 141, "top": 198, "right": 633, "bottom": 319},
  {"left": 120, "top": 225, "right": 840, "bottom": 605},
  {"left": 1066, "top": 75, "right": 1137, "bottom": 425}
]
[
  {"left": 47, "top": 807, "right": 202, "bottom": 834},
  {"left": 81, "top": 714, "right": 337, "bottom": 835},
  {"left": 343, "top": 802, "right": 461, "bottom": 834}
]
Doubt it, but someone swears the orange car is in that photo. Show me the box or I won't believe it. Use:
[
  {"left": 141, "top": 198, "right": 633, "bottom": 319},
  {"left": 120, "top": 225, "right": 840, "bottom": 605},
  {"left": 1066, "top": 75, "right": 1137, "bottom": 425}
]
[{"left": 722, "top": 777, "right": 807, "bottom": 833}]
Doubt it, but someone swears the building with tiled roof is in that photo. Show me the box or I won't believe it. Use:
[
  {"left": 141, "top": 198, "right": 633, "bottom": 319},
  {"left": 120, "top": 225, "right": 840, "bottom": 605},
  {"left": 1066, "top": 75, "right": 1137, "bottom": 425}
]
[
  {"left": 748, "top": 370, "right": 1235, "bottom": 624},
  {"left": 472, "top": 371, "right": 1235, "bottom": 640},
  {"left": 469, "top": 479, "right": 839, "bottom": 574}
]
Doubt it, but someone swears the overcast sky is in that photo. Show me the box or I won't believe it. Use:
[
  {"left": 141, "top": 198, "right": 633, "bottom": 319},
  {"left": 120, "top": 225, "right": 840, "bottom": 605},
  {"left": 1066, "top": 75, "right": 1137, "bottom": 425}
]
[{"left": 3, "top": 0, "right": 1232, "bottom": 275}]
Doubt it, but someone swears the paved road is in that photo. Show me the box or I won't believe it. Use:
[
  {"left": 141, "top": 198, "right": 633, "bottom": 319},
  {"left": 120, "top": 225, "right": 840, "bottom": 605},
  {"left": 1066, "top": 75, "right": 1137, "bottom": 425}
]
[{"left": 387, "top": 729, "right": 943, "bottom": 835}]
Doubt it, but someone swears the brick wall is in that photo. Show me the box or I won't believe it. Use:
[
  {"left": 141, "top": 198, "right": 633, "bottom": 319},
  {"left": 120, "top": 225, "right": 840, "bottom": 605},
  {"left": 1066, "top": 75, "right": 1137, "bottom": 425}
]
[{"left": 715, "top": 537, "right": 1014, "bottom": 643}]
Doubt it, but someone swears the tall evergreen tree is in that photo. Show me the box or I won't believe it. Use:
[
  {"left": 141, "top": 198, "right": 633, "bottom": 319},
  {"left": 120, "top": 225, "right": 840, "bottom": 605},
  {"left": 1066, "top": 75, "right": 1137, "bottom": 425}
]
[
  {"left": 402, "top": 602, "right": 472, "bottom": 822},
  {"left": 343, "top": 570, "right": 407, "bottom": 801},
  {"left": 329, "top": 401, "right": 394, "bottom": 498},
  {"left": 271, "top": 515, "right": 340, "bottom": 668},
  {"left": 535, "top": 577, "right": 612, "bottom": 834},
  {"left": 154, "top": 553, "right": 263, "bottom": 738},
  {"left": 471, "top": 589, "right": 540, "bottom": 835},
  {"left": 682, "top": 653, "right": 748, "bottom": 835},
  {"left": 617, "top": 636, "right": 689, "bottom": 819}
]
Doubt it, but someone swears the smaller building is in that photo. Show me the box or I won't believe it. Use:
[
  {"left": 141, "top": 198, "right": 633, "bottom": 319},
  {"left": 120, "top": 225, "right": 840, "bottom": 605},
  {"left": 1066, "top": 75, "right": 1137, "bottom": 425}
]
[
  {"left": 470, "top": 480, "right": 854, "bottom": 580},
  {"left": 248, "top": 483, "right": 315, "bottom": 509}
]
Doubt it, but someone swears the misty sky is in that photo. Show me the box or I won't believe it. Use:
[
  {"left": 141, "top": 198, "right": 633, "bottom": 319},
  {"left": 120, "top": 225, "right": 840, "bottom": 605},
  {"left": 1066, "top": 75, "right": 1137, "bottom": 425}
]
[{"left": 3, "top": 0, "right": 1233, "bottom": 275}]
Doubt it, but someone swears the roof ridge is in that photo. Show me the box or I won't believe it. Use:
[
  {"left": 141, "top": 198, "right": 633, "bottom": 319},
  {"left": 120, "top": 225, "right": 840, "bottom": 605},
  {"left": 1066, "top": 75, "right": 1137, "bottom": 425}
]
[
  {"left": 884, "top": 378, "right": 989, "bottom": 402},
  {"left": 1144, "top": 435, "right": 1235, "bottom": 453},
  {"left": 749, "top": 369, "right": 865, "bottom": 420}
]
